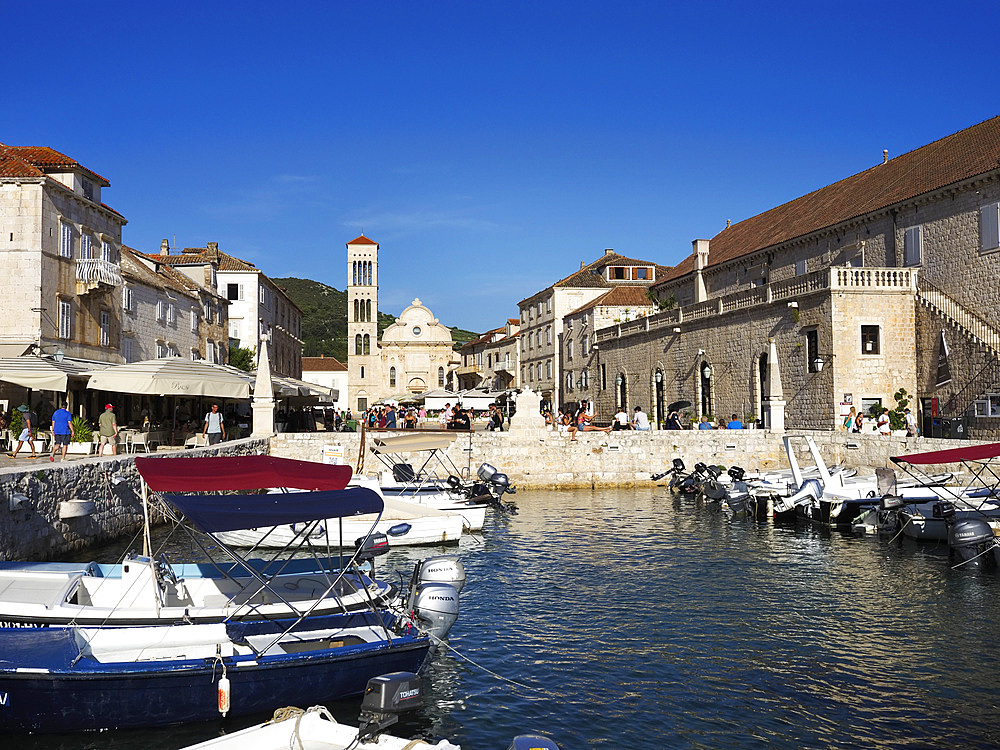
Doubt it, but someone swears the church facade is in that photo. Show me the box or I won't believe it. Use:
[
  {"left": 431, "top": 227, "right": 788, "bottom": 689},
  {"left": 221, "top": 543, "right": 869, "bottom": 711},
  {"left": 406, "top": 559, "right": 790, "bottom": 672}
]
[{"left": 345, "top": 235, "right": 457, "bottom": 411}]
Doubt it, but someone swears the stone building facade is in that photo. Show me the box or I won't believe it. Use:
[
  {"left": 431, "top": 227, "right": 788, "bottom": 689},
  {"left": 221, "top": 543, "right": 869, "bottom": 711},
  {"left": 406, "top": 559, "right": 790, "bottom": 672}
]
[
  {"left": 120, "top": 247, "right": 229, "bottom": 363},
  {"left": 457, "top": 318, "right": 521, "bottom": 392},
  {"left": 0, "top": 144, "right": 125, "bottom": 362},
  {"left": 518, "top": 250, "right": 668, "bottom": 411},
  {"left": 301, "top": 356, "right": 348, "bottom": 411},
  {"left": 579, "top": 115, "right": 1000, "bottom": 435},
  {"left": 346, "top": 235, "right": 458, "bottom": 411},
  {"left": 143, "top": 241, "right": 304, "bottom": 377}
]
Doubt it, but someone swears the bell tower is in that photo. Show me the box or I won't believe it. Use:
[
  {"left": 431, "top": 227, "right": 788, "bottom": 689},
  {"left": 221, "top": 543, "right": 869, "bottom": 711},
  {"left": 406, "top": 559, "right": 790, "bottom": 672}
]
[{"left": 347, "top": 235, "right": 379, "bottom": 412}]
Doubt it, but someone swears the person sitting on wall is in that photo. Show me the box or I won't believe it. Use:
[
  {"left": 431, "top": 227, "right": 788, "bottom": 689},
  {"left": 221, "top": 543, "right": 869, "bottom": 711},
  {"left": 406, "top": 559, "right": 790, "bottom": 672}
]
[
  {"left": 612, "top": 407, "right": 630, "bottom": 430},
  {"left": 569, "top": 406, "right": 611, "bottom": 442},
  {"left": 698, "top": 416, "right": 713, "bottom": 430},
  {"left": 726, "top": 413, "right": 744, "bottom": 429},
  {"left": 632, "top": 406, "right": 650, "bottom": 431}
]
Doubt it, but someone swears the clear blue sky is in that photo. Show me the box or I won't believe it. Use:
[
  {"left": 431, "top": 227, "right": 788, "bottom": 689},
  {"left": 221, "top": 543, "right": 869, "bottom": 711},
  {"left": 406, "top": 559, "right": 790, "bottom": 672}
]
[{"left": 4, "top": 1, "right": 998, "bottom": 333}]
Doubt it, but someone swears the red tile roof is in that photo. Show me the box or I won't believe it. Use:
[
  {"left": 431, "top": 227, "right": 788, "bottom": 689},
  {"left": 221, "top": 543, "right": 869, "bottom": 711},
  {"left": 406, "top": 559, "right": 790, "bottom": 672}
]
[
  {"left": 346, "top": 235, "right": 377, "bottom": 245},
  {"left": 520, "top": 251, "right": 671, "bottom": 304},
  {"left": 302, "top": 356, "right": 347, "bottom": 371},
  {"left": 655, "top": 114, "right": 1000, "bottom": 286},
  {"left": 569, "top": 286, "right": 656, "bottom": 314},
  {"left": 0, "top": 144, "right": 110, "bottom": 185}
]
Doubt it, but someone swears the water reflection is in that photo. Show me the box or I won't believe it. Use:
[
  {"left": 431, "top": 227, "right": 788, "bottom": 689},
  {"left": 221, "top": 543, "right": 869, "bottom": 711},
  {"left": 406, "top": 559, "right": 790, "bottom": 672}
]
[{"left": 21, "top": 487, "right": 1000, "bottom": 749}]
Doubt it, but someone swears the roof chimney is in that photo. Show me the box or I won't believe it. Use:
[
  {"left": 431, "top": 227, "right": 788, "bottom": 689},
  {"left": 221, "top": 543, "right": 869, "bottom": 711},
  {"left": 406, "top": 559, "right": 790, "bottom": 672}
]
[
  {"left": 605, "top": 248, "right": 614, "bottom": 255},
  {"left": 159, "top": 239, "right": 169, "bottom": 255},
  {"left": 580, "top": 261, "right": 585, "bottom": 270},
  {"left": 726, "top": 219, "right": 731, "bottom": 229},
  {"left": 207, "top": 242, "right": 218, "bottom": 253},
  {"left": 883, "top": 149, "right": 889, "bottom": 164}
]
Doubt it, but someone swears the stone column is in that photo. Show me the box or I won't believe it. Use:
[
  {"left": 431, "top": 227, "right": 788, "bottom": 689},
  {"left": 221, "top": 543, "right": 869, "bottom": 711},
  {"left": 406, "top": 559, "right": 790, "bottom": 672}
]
[
  {"left": 251, "top": 335, "right": 275, "bottom": 437},
  {"left": 761, "top": 337, "right": 786, "bottom": 433},
  {"left": 508, "top": 388, "right": 546, "bottom": 431}
]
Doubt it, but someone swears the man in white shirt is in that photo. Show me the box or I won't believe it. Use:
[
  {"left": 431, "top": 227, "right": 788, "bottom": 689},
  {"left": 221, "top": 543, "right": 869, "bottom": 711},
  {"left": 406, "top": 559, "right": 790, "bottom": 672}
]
[
  {"left": 632, "top": 406, "right": 650, "bottom": 431},
  {"left": 613, "top": 408, "right": 630, "bottom": 430},
  {"left": 202, "top": 404, "right": 226, "bottom": 445},
  {"left": 904, "top": 408, "right": 918, "bottom": 436}
]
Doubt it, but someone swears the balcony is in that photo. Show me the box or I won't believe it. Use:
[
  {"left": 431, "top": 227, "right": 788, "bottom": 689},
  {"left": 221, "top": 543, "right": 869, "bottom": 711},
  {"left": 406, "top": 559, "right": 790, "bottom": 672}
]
[
  {"left": 456, "top": 364, "right": 482, "bottom": 376},
  {"left": 596, "top": 267, "right": 918, "bottom": 342},
  {"left": 76, "top": 258, "right": 123, "bottom": 296}
]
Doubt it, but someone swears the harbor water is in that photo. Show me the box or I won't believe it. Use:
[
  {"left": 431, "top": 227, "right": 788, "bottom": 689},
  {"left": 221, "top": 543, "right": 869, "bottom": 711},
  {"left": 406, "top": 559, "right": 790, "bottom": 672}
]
[{"left": 21, "top": 486, "right": 1000, "bottom": 749}]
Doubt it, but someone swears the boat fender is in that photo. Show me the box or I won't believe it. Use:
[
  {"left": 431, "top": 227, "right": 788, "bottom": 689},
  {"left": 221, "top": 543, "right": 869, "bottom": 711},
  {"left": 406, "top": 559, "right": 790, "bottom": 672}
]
[
  {"left": 218, "top": 672, "right": 231, "bottom": 716},
  {"left": 508, "top": 736, "right": 561, "bottom": 750},
  {"left": 388, "top": 523, "right": 412, "bottom": 537}
]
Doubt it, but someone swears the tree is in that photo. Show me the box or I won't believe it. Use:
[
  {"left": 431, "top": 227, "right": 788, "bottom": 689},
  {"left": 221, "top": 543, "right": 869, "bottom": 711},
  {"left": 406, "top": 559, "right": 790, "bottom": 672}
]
[{"left": 229, "top": 346, "right": 255, "bottom": 372}]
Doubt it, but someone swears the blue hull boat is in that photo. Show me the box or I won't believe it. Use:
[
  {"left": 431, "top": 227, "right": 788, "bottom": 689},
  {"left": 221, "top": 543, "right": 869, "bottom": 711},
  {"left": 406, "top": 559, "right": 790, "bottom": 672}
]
[{"left": 0, "top": 611, "right": 429, "bottom": 734}]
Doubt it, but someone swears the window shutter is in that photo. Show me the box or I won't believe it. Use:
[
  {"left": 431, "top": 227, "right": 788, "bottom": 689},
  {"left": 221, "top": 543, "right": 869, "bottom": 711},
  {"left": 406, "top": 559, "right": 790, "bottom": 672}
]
[
  {"left": 904, "top": 226, "right": 922, "bottom": 266},
  {"left": 982, "top": 203, "right": 1000, "bottom": 252}
]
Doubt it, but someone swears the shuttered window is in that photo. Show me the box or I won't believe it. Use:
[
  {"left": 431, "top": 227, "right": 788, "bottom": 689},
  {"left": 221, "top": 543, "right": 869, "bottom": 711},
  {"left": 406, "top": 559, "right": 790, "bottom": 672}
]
[
  {"left": 903, "top": 226, "right": 922, "bottom": 266},
  {"left": 59, "top": 300, "right": 72, "bottom": 339},
  {"left": 982, "top": 203, "right": 1000, "bottom": 252},
  {"left": 60, "top": 222, "right": 73, "bottom": 258}
]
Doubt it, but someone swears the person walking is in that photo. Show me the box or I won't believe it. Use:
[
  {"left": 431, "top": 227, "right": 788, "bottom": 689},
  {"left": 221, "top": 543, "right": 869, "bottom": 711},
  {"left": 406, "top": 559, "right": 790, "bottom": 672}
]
[
  {"left": 844, "top": 407, "right": 857, "bottom": 432},
  {"left": 9, "top": 404, "right": 38, "bottom": 458},
  {"left": 202, "top": 403, "right": 226, "bottom": 445},
  {"left": 876, "top": 408, "right": 892, "bottom": 436},
  {"left": 98, "top": 404, "right": 120, "bottom": 456},
  {"left": 904, "top": 408, "right": 919, "bottom": 437},
  {"left": 49, "top": 402, "right": 75, "bottom": 462}
]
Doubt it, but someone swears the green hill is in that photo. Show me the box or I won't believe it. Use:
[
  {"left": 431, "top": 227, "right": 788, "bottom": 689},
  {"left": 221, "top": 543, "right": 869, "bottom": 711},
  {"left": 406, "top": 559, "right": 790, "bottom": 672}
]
[{"left": 273, "top": 277, "right": 479, "bottom": 361}]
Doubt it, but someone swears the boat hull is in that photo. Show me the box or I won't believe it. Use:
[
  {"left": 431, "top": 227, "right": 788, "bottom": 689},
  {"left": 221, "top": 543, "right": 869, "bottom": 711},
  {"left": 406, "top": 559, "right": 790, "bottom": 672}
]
[
  {"left": 214, "top": 514, "right": 464, "bottom": 549},
  {"left": 0, "top": 615, "right": 429, "bottom": 733}
]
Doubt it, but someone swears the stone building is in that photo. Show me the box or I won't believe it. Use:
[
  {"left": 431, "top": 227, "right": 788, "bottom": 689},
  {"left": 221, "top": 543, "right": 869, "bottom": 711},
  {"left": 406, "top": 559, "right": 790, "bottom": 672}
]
[
  {"left": 144, "top": 241, "right": 304, "bottom": 377},
  {"left": 301, "top": 356, "right": 348, "bottom": 411},
  {"left": 346, "top": 235, "right": 458, "bottom": 411},
  {"left": 518, "top": 250, "right": 668, "bottom": 411},
  {"left": 457, "top": 319, "right": 521, "bottom": 392},
  {"left": 0, "top": 144, "right": 125, "bottom": 362},
  {"left": 584, "top": 115, "right": 1000, "bottom": 435},
  {"left": 120, "top": 246, "right": 229, "bottom": 363},
  {"left": 561, "top": 286, "right": 658, "bottom": 412}
]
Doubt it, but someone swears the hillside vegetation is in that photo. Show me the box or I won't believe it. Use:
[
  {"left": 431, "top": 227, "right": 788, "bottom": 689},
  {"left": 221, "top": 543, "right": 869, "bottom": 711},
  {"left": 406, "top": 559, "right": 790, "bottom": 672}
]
[{"left": 273, "top": 277, "right": 479, "bottom": 361}]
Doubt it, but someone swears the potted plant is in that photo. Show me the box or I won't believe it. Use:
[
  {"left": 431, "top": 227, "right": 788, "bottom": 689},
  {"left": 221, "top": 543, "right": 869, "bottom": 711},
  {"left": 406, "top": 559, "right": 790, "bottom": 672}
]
[{"left": 67, "top": 416, "right": 94, "bottom": 455}]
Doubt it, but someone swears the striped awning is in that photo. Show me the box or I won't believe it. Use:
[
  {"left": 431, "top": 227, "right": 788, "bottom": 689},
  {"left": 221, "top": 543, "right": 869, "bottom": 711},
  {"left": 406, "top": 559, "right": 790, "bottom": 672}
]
[{"left": 0, "top": 355, "right": 110, "bottom": 392}]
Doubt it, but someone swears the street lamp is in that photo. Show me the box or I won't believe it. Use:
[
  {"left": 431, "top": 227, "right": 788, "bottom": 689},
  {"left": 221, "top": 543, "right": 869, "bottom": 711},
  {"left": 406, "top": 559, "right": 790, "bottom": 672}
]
[
  {"left": 615, "top": 374, "right": 623, "bottom": 387},
  {"left": 654, "top": 370, "right": 663, "bottom": 384},
  {"left": 702, "top": 364, "right": 712, "bottom": 380}
]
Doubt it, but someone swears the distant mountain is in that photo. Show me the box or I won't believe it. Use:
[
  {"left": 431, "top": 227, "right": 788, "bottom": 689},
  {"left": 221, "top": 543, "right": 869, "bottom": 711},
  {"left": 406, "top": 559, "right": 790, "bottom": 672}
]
[{"left": 272, "top": 277, "right": 479, "bottom": 361}]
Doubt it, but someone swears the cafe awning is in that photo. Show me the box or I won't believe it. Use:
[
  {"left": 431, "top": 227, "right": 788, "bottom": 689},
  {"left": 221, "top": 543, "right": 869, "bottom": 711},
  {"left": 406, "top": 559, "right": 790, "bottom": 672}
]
[
  {"left": 85, "top": 359, "right": 255, "bottom": 399},
  {"left": 0, "top": 355, "right": 111, "bottom": 392}
]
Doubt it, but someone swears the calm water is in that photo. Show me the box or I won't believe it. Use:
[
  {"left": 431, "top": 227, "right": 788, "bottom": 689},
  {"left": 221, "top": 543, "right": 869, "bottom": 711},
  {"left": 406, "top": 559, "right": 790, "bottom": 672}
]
[{"left": 21, "top": 487, "right": 1000, "bottom": 749}]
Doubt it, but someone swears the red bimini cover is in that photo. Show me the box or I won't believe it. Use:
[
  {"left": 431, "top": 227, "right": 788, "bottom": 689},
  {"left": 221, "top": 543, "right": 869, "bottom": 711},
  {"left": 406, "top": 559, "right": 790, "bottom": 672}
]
[
  {"left": 891, "top": 442, "right": 1000, "bottom": 465},
  {"left": 135, "top": 455, "right": 353, "bottom": 492}
]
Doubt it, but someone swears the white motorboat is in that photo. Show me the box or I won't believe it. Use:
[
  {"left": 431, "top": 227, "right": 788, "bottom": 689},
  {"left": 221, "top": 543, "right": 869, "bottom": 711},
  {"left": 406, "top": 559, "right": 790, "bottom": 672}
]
[
  {"left": 175, "top": 669, "right": 560, "bottom": 750},
  {"left": 214, "top": 493, "right": 466, "bottom": 549}
]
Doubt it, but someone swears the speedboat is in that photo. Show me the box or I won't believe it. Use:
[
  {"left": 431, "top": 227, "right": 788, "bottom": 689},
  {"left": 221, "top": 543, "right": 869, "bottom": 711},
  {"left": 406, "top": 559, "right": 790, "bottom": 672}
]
[{"left": 0, "top": 610, "right": 444, "bottom": 733}]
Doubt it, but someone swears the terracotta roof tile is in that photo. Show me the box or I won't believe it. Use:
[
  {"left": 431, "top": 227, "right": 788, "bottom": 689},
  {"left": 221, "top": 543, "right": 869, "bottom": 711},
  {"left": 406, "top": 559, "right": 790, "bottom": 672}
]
[
  {"left": 302, "top": 356, "right": 347, "bottom": 371},
  {"left": 655, "top": 114, "right": 1000, "bottom": 286},
  {"left": 346, "top": 235, "right": 377, "bottom": 245},
  {"left": 569, "top": 286, "right": 656, "bottom": 314},
  {"left": 520, "top": 251, "right": 670, "bottom": 303},
  {"left": 0, "top": 145, "right": 110, "bottom": 185}
]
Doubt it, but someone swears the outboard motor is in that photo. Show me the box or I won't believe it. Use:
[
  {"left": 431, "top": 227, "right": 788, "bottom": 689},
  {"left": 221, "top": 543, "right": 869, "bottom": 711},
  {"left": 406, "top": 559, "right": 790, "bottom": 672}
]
[
  {"left": 728, "top": 466, "right": 745, "bottom": 483},
  {"left": 702, "top": 465, "right": 727, "bottom": 502},
  {"left": 508, "top": 736, "right": 560, "bottom": 750},
  {"left": 773, "top": 478, "right": 822, "bottom": 514},
  {"left": 676, "top": 462, "right": 708, "bottom": 495},
  {"left": 876, "top": 495, "right": 906, "bottom": 535},
  {"left": 946, "top": 501, "right": 999, "bottom": 571},
  {"left": 652, "top": 457, "right": 685, "bottom": 482},
  {"left": 414, "top": 554, "right": 466, "bottom": 593},
  {"left": 475, "top": 462, "right": 518, "bottom": 513},
  {"left": 410, "top": 582, "right": 460, "bottom": 640},
  {"left": 355, "top": 532, "right": 390, "bottom": 576},
  {"left": 357, "top": 671, "right": 423, "bottom": 741}
]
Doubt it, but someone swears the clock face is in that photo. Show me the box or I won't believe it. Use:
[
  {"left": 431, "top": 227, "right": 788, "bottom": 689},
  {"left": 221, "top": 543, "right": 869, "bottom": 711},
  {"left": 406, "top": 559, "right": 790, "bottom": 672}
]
[{"left": 412, "top": 326, "right": 421, "bottom": 336}]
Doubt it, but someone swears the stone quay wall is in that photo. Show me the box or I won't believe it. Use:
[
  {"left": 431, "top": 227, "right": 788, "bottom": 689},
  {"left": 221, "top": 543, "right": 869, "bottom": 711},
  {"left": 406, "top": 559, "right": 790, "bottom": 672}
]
[
  {"left": 0, "top": 438, "right": 266, "bottom": 562},
  {"left": 0, "top": 429, "right": 978, "bottom": 561},
  {"left": 271, "top": 428, "right": 968, "bottom": 489}
]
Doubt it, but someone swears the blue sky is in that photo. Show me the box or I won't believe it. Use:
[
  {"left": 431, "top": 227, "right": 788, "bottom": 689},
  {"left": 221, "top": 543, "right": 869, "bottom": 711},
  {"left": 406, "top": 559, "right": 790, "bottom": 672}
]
[{"left": 4, "top": 1, "right": 999, "bottom": 333}]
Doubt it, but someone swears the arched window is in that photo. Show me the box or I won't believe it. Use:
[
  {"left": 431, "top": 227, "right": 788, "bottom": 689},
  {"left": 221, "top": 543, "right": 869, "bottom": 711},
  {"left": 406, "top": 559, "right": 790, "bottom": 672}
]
[
  {"left": 438, "top": 367, "right": 445, "bottom": 387},
  {"left": 389, "top": 366, "right": 396, "bottom": 388},
  {"left": 366, "top": 299, "right": 372, "bottom": 321},
  {"left": 363, "top": 334, "right": 370, "bottom": 355},
  {"left": 581, "top": 369, "right": 589, "bottom": 388},
  {"left": 352, "top": 262, "right": 357, "bottom": 286},
  {"left": 355, "top": 334, "right": 362, "bottom": 355},
  {"left": 353, "top": 299, "right": 359, "bottom": 322}
]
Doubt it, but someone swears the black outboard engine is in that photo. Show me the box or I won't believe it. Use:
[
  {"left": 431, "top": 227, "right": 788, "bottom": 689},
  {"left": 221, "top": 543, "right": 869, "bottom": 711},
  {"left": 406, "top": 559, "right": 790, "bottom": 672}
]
[
  {"left": 702, "top": 465, "right": 727, "bottom": 502},
  {"left": 652, "top": 457, "right": 686, "bottom": 482},
  {"left": 727, "top": 466, "right": 745, "bottom": 483},
  {"left": 676, "top": 462, "right": 708, "bottom": 495},
  {"left": 355, "top": 532, "right": 390, "bottom": 576},
  {"left": 357, "top": 671, "right": 423, "bottom": 741},
  {"left": 946, "top": 501, "right": 999, "bottom": 571},
  {"left": 876, "top": 495, "right": 906, "bottom": 535}
]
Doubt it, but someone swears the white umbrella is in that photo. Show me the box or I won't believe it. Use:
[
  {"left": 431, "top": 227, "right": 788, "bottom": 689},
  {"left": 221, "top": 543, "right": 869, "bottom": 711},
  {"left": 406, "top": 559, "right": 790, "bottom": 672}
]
[
  {"left": 84, "top": 359, "right": 254, "bottom": 399},
  {"left": 0, "top": 355, "right": 109, "bottom": 392}
]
